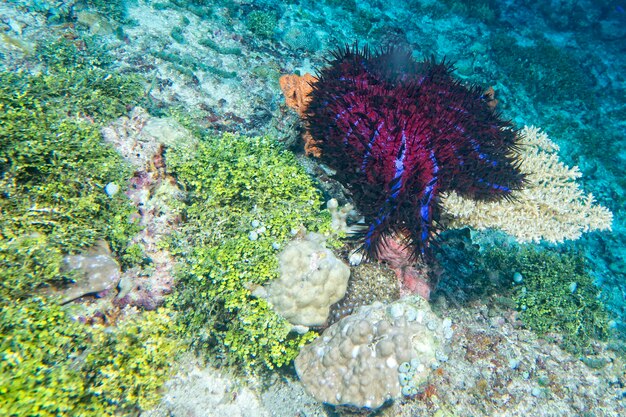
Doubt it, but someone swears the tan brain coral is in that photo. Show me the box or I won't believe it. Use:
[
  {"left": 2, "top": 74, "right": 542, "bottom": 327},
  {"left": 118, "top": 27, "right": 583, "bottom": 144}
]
[
  {"left": 295, "top": 296, "right": 452, "bottom": 409},
  {"left": 254, "top": 232, "right": 349, "bottom": 328}
]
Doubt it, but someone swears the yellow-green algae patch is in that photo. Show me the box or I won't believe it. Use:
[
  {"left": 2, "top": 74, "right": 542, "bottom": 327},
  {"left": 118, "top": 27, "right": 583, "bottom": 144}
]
[
  {"left": 0, "top": 300, "right": 181, "bottom": 416},
  {"left": 0, "top": 35, "right": 182, "bottom": 416},
  {"left": 166, "top": 132, "right": 335, "bottom": 371}
]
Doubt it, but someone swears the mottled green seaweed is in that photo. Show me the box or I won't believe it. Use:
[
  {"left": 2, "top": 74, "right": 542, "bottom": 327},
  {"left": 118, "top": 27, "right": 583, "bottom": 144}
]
[
  {"left": 84, "top": 0, "right": 129, "bottom": 23},
  {"left": 0, "top": 35, "right": 179, "bottom": 415},
  {"left": 152, "top": 50, "right": 237, "bottom": 79},
  {"left": 490, "top": 34, "right": 592, "bottom": 104},
  {"left": 199, "top": 37, "right": 243, "bottom": 55},
  {"left": 205, "top": 65, "right": 237, "bottom": 79},
  {"left": 35, "top": 38, "right": 144, "bottom": 120},
  {"left": 169, "top": 0, "right": 214, "bottom": 18},
  {"left": 0, "top": 299, "right": 99, "bottom": 416},
  {"left": 483, "top": 247, "right": 609, "bottom": 353},
  {"left": 440, "top": 0, "right": 498, "bottom": 22},
  {"left": 0, "top": 299, "right": 182, "bottom": 416},
  {"left": 246, "top": 11, "right": 278, "bottom": 39},
  {"left": 0, "top": 39, "right": 143, "bottom": 300},
  {"left": 152, "top": 2, "right": 170, "bottom": 11},
  {"left": 166, "top": 132, "right": 333, "bottom": 370},
  {"left": 323, "top": 0, "right": 357, "bottom": 12},
  {"left": 82, "top": 309, "right": 183, "bottom": 411},
  {"left": 171, "top": 26, "right": 186, "bottom": 44}
]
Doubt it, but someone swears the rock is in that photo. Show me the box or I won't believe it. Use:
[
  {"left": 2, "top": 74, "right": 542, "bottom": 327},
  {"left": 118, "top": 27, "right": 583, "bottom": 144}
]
[{"left": 60, "top": 241, "right": 121, "bottom": 304}]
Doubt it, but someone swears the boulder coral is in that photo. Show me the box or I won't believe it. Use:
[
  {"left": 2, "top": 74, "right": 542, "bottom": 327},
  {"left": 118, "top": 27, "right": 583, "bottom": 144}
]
[
  {"left": 254, "top": 232, "right": 350, "bottom": 328},
  {"left": 295, "top": 296, "right": 452, "bottom": 409}
]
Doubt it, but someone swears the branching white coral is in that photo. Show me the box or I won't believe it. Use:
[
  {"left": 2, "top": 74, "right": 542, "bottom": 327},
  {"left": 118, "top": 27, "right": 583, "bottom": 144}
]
[{"left": 440, "top": 125, "right": 613, "bottom": 243}]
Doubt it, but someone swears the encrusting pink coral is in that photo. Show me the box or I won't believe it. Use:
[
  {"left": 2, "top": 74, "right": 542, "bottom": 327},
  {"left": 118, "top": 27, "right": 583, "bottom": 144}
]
[{"left": 375, "top": 235, "right": 434, "bottom": 299}]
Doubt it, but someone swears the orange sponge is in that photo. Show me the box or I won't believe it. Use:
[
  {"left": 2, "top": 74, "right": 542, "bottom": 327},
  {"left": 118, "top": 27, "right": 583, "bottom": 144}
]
[
  {"left": 279, "top": 73, "right": 323, "bottom": 156},
  {"left": 279, "top": 73, "right": 317, "bottom": 116}
]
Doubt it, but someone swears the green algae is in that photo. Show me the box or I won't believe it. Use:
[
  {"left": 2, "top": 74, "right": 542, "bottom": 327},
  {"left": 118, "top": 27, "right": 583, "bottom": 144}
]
[
  {"left": 246, "top": 11, "right": 278, "bottom": 39},
  {"left": 0, "top": 35, "right": 181, "bottom": 415},
  {"left": 0, "top": 298, "right": 182, "bottom": 416},
  {"left": 199, "top": 37, "right": 243, "bottom": 56},
  {"left": 483, "top": 247, "right": 609, "bottom": 354},
  {"left": 166, "top": 132, "right": 333, "bottom": 371},
  {"left": 152, "top": 50, "right": 238, "bottom": 79},
  {"left": 490, "top": 34, "right": 592, "bottom": 104},
  {"left": 0, "top": 39, "right": 143, "bottom": 300}
]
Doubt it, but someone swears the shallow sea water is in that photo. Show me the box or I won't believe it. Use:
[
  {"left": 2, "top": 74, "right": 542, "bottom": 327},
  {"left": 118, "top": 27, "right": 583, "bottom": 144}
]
[{"left": 1, "top": 1, "right": 625, "bottom": 416}]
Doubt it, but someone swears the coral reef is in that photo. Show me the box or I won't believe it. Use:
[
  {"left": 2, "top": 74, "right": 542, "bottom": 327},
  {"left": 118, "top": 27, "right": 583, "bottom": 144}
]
[
  {"left": 253, "top": 232, "right": 350, "bottom": 328},
  {"left": 302, "top": 45, "right": 526, "bottom": 259},
  {"left": 396, "top": 298, "right": 623, "bottom": 417},
  {"left": 2, "top": 1, "right": 624, "bottom": 415},
  {"left": 295, "top": 296, "right": 452, "bottom": 409},
  {"left": 283, "top": 24, "right": 322, "bottom": 52},
  {"left": 142, "top": 354, "right": 271, "bottom": 417},
  {"left": 328, "top": 260, "right": 400, "bottom": 324},
  {"left": 441, "top": 126, "right": 613, "bottom": 244},
  {"left": 440, "top": 0, "right": 499, "bottom": 23},
  {"left": 524, "top": 0, "right": 609, "bottom": 31},
  {"left": 490, "top": 34, "right": 592, "bottom": 104},
  {"left": 246, "top": 11, "right": 278, "bottom": 39},
  {"left": 434, "top": 228, "right": 610, "bottom": 354},
  {"left": 83, "top": 0, "right": 129, "bottom": 23},
  {"left": 102, "top": 107, "right": 192, "bottom": 310}
]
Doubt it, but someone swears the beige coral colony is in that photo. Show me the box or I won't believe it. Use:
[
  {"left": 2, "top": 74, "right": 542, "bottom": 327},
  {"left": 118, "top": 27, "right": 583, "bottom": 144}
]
[{"left": 441, "top": 125, "right": 613, "bottom": 242}]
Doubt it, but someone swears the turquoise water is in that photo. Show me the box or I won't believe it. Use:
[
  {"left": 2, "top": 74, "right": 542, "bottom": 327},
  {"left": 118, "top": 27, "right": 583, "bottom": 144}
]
[{"left": 1, "top": 1, "right": 625, "bottom": 415}]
